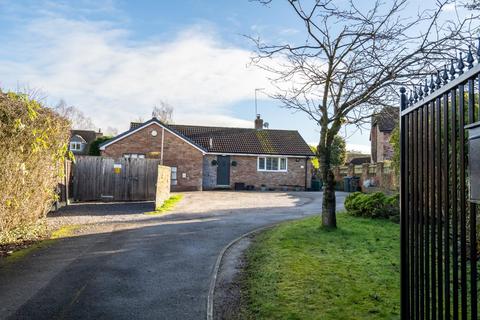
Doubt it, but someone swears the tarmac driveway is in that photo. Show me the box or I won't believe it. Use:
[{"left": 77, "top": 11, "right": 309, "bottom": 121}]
[{"left": 0, "top": 191, "right": 347, "bottom": 320}]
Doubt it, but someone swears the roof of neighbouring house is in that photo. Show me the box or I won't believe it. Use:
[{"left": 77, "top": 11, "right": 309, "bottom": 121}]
[
  {"left": 348, "top": 156, "right": 371, "bottom": 165},
  {"left": 372, "top": 106, "right": 399, "bottom": 132},
  {"left": 70, "top": 129, "right": 102, "bottom": 144},
  {"left": 100, "top": 118, "right": 314, "bottom": 156}
]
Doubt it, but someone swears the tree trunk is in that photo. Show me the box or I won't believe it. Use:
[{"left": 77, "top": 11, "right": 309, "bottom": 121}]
[
  {"left": 322, "top": 168, "right": 336, "bottom": 228},
  {"left": 318, "top": 138, "right": 337, "bottom": 228}
]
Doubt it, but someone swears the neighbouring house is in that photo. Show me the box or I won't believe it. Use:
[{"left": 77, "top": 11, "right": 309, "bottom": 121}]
[
  {"left": 370, "top": 107, "right": 398, "bottom": 162},
  {"left": 99, "top": 115, "right": 314, "bottom": 191},
  {"left": 69, "top": 129, "right": 103, "bottom": 155}
]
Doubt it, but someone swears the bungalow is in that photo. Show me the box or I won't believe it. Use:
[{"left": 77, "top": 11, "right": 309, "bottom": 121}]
[{"left": 99, "top": 116, "right": 314, "bottom": 191}]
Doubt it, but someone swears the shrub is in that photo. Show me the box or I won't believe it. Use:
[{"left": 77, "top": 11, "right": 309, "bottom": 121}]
[
  {"left": 344, "top": 192, "right": 399, "bottom": 221},
  {"left": 88, "top": 136, "right": 112, "bottom": 156},
  {"left": 0, "top": 91, "right": 70, "bottom": 244}
]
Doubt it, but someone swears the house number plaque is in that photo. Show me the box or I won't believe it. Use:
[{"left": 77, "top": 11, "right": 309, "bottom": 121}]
[{"left": 466, "top": 121, "right": 480, "bottom": 203}]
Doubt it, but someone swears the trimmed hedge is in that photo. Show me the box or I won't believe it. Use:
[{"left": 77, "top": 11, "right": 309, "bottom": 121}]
[
  {"left": 344, "top": 192, "right": 399, "bottom": 222},
  {"left": 0, "top": 91, "right": 70, "bottom": 244}
]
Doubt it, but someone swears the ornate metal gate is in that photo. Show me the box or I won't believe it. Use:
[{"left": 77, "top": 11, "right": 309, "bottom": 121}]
[{"left": 400, "top": 44, "right": 479, "bottom": 319}]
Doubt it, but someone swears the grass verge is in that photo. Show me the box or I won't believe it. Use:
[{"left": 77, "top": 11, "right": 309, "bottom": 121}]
[
  {"left": 2, "top": 224, "right": 81, "bottom": 264},
  {"left": 240, "top": 214, "right": 400, "bottom": 320},
  {"left": 145, "top": 194, "right": 184, "bottom": 215}
]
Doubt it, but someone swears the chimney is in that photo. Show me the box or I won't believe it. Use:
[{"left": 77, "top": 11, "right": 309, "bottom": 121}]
[{"left": 254, "top": 114, "right": 264, "bottom": 130}]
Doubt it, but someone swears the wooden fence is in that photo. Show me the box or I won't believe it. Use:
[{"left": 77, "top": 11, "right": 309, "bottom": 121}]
[{"left": 72, "top": 156, "right": 161, "bottom": 201}]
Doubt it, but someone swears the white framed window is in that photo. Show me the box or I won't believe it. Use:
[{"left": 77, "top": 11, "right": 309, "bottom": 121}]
[
  {"left": 171, "top": 167, "right": 177, "bottom": 185},
  {"left": 70, "top": 142, "right": 82, "bottom": 151},
  {"left": 257, "top": 157, "right": 288, "bottom": 172},
  {"left": 123, "top": 153, "right": 145, "bottom": 159}
]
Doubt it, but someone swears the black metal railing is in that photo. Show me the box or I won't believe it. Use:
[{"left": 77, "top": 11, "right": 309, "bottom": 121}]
[{"left": 400, "top": 41, "right": 479, "bottom": 319}]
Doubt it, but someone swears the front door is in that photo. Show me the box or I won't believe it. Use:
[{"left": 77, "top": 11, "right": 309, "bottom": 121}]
[{"left": 216, "top": 156, "right": 230, "bottom": 186}]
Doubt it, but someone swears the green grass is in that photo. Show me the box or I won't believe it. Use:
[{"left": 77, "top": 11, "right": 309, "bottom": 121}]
[
  {"left": 3, "top": 224, "right": 81, "bottom": 264},
  {"left": 145, "top": 194, "right": 184, "bottom": 215},
  {"left": 241, "top": 214, "right": 400, "bottom": 320}
]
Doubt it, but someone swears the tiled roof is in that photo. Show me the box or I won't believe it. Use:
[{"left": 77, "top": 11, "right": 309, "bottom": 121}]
[
  {"left": 349, "top": 156, "right": 371, "bottom": 165},
  {"left": 168, "top": 124, "right": 314, "bottom": 156},
  {"left": 100, "top": 118, "right": 314, "bottom": 156}
]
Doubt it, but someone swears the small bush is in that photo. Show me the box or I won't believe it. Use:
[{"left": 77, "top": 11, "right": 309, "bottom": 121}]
[
  {"left": 344, "top": 192, "right": 399, "bottom": 221},
  {"left": 0, "top": 91, "right": 70, "bottom": 244}
]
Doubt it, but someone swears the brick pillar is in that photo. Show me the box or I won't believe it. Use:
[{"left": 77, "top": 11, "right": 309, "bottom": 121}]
[
  {"left": 334, "top": 166, "right": 341, "bottom": 182},
  {"left": 347, "top": 164, "right": 354, "bottom": 177},
  {"left": 361, "top": 163, "right": 369, "bottom": 187},
  {"left": 376, "top": 162, "right": 384, "bottom": 188}
]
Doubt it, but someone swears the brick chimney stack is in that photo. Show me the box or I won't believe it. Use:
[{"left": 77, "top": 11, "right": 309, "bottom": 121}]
[{"left": 254, "top": 114, "right": 264, "bottom": 130}]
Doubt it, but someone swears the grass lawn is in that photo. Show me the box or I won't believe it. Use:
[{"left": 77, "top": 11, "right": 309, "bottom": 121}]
[
  {"left": 145, "top": 194, "right": 183, "bottom": 215},
  {"left": 240, "top": 214, "right": 400, "bottom": 320}
]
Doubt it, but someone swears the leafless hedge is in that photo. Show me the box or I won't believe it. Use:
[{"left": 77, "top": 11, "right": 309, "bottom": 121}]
[{"left": 0, "top": 91, "right": 70, "bottom": 244}]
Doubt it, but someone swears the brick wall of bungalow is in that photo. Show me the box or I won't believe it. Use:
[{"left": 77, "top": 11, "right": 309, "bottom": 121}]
[
  {"left": 101, "top": 123, "right": 203, "bottom": 191},
  {"left": 203, "top": 154, "right": 312, "bottom": 190},
  {"left": 102, "top": 123, "right": 312, "bottom": 191}
]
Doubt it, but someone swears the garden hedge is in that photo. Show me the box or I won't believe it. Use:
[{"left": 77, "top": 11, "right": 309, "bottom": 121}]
[
  {"left": 0, "top": 91, "right": 70, "bottom": 244},
  {"left": 344, "top": 192, "right": 399, "bottom": 222}
]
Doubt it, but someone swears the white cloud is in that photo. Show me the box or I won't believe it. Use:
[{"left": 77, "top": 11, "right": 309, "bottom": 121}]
[{"left": 0, "top": 16, "right": 273, "bottom": 131}]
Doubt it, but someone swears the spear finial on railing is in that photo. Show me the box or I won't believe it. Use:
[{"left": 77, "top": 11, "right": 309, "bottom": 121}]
[
  {"left": 467, "top": 45, "right": 474, "bottom": 69},
  {"left": 413, "top": 86, "right": 418, "bottom": 102},
  {"left": 424, "top": 78, "right": 429, "bottom": 95},
  {"left": 430, "top": 74, "right": 436, "bottom": 92},
  {"left": 435, "top": 70, "right": 441, "bottom": 89},
  {"left": 418, "top": 83, "right": 424, "bottom": 100},
  {"left": 450, "top": 59, "right": 456, "bottom": 80},
  {"left": 457, "top": 52, "right": 465, "bottom": 75},
  {"left": 409, "top": 90, "right": 414, "bottom": 105},
  {"left": 442, "top": 65, "right": 449, "bottom": 84}
]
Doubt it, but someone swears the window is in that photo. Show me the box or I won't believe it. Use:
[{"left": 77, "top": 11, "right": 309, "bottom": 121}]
[
  {"left": 123, "top": 153, "right": 145, "bottom": 159},
  {"left": 257, "top": 157, "right": 288, "bottom": 172},
  {"left": 70, "top": 142, "right": 82, "bottom": 151},
  {"left": 171, "top": 167, "right": 177, "bottom": 185}
]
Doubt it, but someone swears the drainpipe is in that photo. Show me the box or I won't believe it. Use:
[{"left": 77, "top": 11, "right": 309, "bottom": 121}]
[
  {"left": 160, "top": 127, "right": 165, "bottom": 165},
  {"left": 304, "top": 158, "right": 308, "bottom": 190}
]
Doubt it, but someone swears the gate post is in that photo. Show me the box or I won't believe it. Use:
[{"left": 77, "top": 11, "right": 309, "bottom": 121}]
[{"left": 399, "top": 87, "right": 409, "bottom": 319}]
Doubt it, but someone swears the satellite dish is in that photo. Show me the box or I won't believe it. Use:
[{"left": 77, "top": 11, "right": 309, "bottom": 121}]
[{"left": 263, "top": 122, "right": 269, "bottom": 129}]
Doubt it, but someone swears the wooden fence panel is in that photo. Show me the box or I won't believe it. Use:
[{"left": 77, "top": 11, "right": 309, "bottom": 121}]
[{"left": 72, "top": 156, "right": 161, "bottom": 201}]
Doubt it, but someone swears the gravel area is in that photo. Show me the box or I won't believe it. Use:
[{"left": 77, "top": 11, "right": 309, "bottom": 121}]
[{"left": 46, "top": 191, "right": 316, "bottom": 232}]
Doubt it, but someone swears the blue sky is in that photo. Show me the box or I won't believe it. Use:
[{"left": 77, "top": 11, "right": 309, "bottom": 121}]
[{"left": 0, "top": 0, "right": 459, "bottom": 152}]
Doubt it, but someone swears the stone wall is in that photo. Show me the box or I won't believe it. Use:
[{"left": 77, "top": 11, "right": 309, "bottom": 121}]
[
  {"left": 333, "top": 161, "right": 397, "bottom": 193},
  {"left": 155, "top": 165, "right": 171, "bottom": 209},
  {"left": 101, "top": 123, "right": 204, "bottom": 191}
]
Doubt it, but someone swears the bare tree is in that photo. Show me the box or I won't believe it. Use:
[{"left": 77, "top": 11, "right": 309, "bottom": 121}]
[
  {"left": 54, "top": 99, "right": 96, "bottom": 130},
  {"left": 104, "top": 126, "right": 119, "bottom": 136},
  {"left": 251, "top": 0, "right": 478, "bottom": 228},
  {"left": 152, "top": 101, "right": 174, "bottom": 123}
]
